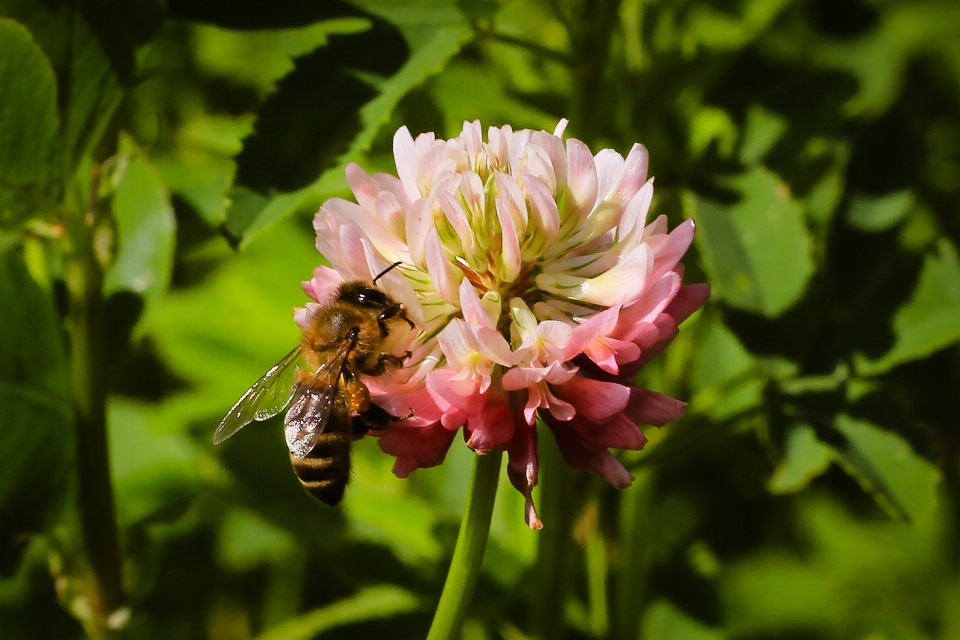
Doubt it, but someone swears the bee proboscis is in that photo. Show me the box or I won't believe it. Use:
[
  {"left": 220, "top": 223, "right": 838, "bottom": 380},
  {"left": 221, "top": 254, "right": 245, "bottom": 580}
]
[{"left": 213, "top": 263, "right": 415, "bottom": 505}]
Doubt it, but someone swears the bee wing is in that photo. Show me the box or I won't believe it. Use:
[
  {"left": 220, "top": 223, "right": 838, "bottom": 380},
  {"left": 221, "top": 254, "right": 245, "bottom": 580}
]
[
  {"left": 284, "top": 339, "right": 353, "bottom": 459},
  {"left": 213, "top": 347, "right": 304, "bottom": 445}
]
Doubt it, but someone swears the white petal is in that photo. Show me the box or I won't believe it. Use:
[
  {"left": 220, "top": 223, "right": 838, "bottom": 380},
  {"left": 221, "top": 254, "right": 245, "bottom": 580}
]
[
  {"left": 497, "top": 194, "right": 522, "bottom": 282},
  {"left": 565, "top": 139, "right": 598, "bottom": 221},
  {"left": 425, "top": 229, "right": 462, "bottom": 306},
  {"left": 393, "top": 126, "right": 419, "bottom": 202}
]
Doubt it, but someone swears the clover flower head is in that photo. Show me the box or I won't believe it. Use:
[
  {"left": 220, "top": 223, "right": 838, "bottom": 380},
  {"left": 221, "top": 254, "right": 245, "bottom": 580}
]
[{"left": 298, "top": 120, "right": 709, "bottom": 528}]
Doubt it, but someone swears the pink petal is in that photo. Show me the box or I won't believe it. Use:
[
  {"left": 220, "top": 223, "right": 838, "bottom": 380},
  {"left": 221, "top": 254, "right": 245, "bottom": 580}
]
[
  {"left": 571, "top": 413, "right": 647, "bottom": 450},
  {"left": 615, "top": 272, "right": 681, "bottom": 340},
  {"left": 554, "top": 376, "right": 630, "bottom": 422},
  {"left": 379, "top": 422, "right": 457, "bottom": 477},
  {"left": 548, "top": 418, "right": 634, "bottom": 488},
  {"left": 506, "top": 421, "right": 542, "bottom": 530},
  {"left": 624, "top": 387, "right": 687, "bottom": 425},
  {"left": 647, "top": 218, "right": 696, "bottom": 283},
  {"left": 464, "top": 388, "right": 516, "bottom": 453},
  {"left": 664, "top": 282, "right": 711, "bottom": 325},
  {"left": 372, "top": 388, "right": 443, "bottom": 428},
  {"left": 566, "top": 305, "right": 620, "bottom": 360}
]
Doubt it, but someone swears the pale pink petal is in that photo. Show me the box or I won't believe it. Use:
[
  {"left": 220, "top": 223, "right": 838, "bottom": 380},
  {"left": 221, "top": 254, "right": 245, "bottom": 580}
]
[
  {"left": 404, "top": 199, "right": 432, "bottom": 270},
  {"left": 425, "top": 229, "right": 461, "bottom": 305},
  {"left": 617, "top": 178, "right": 654, "bottom": 242},
  {"left": 345, "top": 163, "right": 379, "bottom": 212},
  {"left": 647, "top": 218, "right": 696, "bottom": 283},
  {"left": 593, "top": 148, "right": 625, "bottom": 209},
  {"left": 301, "top": 266, "right": 343, "bottom": 304},
  {"left": 565, "top": 139, "right": 598, "bottom": 224},
  {"left": 606, "top": 144, "right": 649, "bottom": 209},
  {"left": 522, "top": 173, "right": 560, "bottom": 255},
  {"left": 393, "top": 126, "right": 420, "bottom": 202}
]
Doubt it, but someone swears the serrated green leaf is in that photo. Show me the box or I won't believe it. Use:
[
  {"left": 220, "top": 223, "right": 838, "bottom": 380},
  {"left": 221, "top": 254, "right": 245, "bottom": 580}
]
[
  {"left": 768, "top": 424, "right": 833, "bottom": 494},
  {"left": 226, "top": 5, "right": 469, "bottom": 247},
  {"left": 103, "top": 137, "right": 176, "bottom": 308},
  {"left": 833, "top": 415, "right": 940, "bottom": 522},
  {"left": 253, "top": 585, "right": 422, "bottom": 640},
  {"left": 856, "top": 239, "right": 960, "bottom": 375},
  {"left": 688, "top": 167, "right": 814, "bottom": 317},
  {"left": 0, "top": 17, "right": 60, "bottom": 222}
]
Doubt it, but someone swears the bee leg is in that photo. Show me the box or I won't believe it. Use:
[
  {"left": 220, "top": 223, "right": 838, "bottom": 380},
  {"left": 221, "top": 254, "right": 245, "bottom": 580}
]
[
  {"left": 377, "top": 303, "right": 415, "bottom": 336},
  {"left": 352, "top": 403, "right": 398, "bottom": 437},
  {"left": 360, "top": 350, "right": 412, "bottom": 376}
]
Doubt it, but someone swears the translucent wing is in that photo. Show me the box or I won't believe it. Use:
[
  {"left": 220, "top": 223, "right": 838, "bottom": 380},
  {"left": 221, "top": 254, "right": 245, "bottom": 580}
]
[
  {"left": 213, "top": 347, "right": 304, "bottom": 445},
  {"left": 284, "top": 339, "right": 353, "bottom": 459}
]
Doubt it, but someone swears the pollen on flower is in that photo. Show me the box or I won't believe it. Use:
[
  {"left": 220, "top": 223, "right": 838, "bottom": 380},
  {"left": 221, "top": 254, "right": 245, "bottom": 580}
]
[{"left": 301, "top": 119, "right": 710, "bottom": 528}]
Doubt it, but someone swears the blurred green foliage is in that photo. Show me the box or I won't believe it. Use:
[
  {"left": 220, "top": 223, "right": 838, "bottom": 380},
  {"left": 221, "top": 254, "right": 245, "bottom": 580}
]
[{"left": 1, "top": 0, "right": 959, "bottom": 638}]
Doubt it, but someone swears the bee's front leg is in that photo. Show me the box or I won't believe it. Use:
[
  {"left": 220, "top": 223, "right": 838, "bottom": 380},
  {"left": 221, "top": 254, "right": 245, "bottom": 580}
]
[
  {"left": 376, "top": 303, "right": 416, "bottom": 337},
  {"left": 352, "top": 403, "right": 413, "bottom": 438}
]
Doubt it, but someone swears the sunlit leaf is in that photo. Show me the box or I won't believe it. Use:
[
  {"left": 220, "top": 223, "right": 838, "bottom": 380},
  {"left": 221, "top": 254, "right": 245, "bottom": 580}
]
[
  {"left": 688, "top": 167, "right": 814, "bottom": 317},
  {"left": 768, "top": 424, "right": 832, "bottom": 494},
  {"left": 103, "top": 137, "right": 176, "bottom": 308},
  {"left": 855, "top": 239, "right": 960, "bottom": 375},
  {"left": 846, "top": 190, "right": 914, "bottom": 233},
  {"left": 254, "top": 585, "right": 422, "bottom": 640},
  {"left": 832, "top": 415, "right": 940, "bottom": 522}
]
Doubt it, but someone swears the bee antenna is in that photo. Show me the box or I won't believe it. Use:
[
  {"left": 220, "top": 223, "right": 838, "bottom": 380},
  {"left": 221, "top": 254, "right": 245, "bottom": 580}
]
[{"left": 373, "top": 261, "right": 403, "bottom": 284}]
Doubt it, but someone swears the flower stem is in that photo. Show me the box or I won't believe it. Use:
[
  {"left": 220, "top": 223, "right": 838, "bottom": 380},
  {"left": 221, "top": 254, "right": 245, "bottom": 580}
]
[
  {"left": 426, "top": 450, "right": 503, "bottom": 640},
  {"left": 66, "top": 225, "right": 128, "bottom": 640},
  {"left": 531, "top": 433, "right": 575, "bottom": 640}
]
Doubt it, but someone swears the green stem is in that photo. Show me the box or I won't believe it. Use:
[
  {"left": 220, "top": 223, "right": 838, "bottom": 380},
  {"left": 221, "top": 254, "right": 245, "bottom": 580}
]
[
  {"left": 531, "top": 432, "right": 575, "bottom": 640},
  {"left": 66, "top": 222, "right": 127, "bottom": 639},
  {"left": 426, "top": 450, "right": 503, "bottom": 640},
  {"left": 613, "top": 469, "right": 654, "bottom": 640}
]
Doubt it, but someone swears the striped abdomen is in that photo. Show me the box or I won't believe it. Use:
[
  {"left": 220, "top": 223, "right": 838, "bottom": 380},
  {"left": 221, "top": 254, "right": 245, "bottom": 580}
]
[{"left": 290, "top": 426, "right": 352, "bottom": 506}]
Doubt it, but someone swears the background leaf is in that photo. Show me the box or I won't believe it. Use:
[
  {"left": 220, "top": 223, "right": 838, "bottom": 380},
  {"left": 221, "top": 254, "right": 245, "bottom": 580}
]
[{"left": 0, "top": 17, "right": 60, "bottom": 222}]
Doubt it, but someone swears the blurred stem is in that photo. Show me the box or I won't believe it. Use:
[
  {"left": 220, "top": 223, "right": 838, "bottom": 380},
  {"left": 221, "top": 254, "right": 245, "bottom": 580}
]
[
  {"left": 583, "top": 500, "right": 609, "bottom": 637},
  {"left": 426, "top": 450, "right": 502, "bottom": 640},
  {"left": 531, "top": 432, "right": 575, "bottom": 640},
  {"left": 65, "top": 171, "right": 127, "bottom": 639},
  {"left": 613, "top": 469, "right": 654, "bottom": 640},
  {"left": 569, "top": 0, "right": 622, "bottom": 144}
]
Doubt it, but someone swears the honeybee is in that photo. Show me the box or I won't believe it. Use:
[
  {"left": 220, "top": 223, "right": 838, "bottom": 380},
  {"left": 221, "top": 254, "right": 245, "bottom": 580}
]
[{"left": 213, "top": 262, "right": 415, "bottom": 505}]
